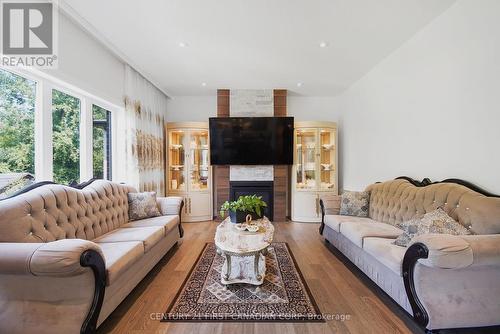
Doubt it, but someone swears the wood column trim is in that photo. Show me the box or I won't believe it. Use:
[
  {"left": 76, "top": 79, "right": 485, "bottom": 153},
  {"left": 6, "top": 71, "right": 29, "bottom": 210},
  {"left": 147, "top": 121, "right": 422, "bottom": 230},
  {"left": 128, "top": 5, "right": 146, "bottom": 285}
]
[
  {"left": 214, "top": 89, "right": 230, "bottom": 219},
  {"left": 217, "top": 89, "right": 230, "bottom": 117},
  {"left": 273, "top": 89, "right": 288, "bottom": 221},
  {"left": 273, "top": 89, "right": 287, "bottom": 117}
]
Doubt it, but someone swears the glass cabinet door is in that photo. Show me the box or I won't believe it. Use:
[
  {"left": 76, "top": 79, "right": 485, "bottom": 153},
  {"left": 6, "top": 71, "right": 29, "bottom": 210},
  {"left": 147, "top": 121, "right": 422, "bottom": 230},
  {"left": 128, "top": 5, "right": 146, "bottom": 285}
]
[
  {"left": 188, "top": 130, "right": 209, "bottom": 192},
  {"left": 319, "top": 128, "right": 336, "bottom": 190},
  {"left": 168, "top": 130, "right": 186, "bottom": 192},
  {"left": 295, "top": 129, "right": 318, "bottom": 190}
]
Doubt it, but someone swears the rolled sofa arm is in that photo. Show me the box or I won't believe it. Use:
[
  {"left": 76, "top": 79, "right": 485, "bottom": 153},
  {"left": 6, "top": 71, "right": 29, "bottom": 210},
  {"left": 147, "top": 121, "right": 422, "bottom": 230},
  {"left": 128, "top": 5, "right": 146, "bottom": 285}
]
[
  {"left": 157, "top": 196, "right": 183, "bottom": 215},
  {"left": 409, "top": 233, "right": 500, "bottom": 269},
  {"left": 408, "top": 234, "right": 473, "bottom": 269},
  {"left": 403, "top": 233, "right": 500, "bottom": 330},
  {"left": 157, "top": 196, "right": 184, "bottom": 238},
  {"left": 319, "top": 194, "right": 341, "bottom": 235},
  {"left": 0, "top": 239, "right": 104, "bottom": 276},
  {"left": 0, "top": 239, "right": 106, "bottom": 334}
]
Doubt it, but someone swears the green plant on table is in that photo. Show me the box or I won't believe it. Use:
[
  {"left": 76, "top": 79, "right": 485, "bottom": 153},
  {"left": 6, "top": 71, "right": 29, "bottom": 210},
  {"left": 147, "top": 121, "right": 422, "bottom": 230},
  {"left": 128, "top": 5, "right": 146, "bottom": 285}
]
[{"left": 219, "top": 195, "right": 267, "bottom": 219}]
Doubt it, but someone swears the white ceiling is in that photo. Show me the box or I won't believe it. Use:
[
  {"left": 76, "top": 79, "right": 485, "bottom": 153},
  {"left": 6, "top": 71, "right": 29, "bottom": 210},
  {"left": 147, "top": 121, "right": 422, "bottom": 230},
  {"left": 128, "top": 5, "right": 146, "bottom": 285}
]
[{"left": 63, "top": 0, "right": 455, "bottom": 97}]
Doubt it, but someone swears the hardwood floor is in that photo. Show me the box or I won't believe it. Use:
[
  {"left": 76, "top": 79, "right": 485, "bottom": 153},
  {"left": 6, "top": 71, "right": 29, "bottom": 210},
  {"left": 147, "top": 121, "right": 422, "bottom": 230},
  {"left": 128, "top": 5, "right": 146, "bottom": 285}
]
[{"left": 96, "top": 221, "right": 494, "bottom": 334}]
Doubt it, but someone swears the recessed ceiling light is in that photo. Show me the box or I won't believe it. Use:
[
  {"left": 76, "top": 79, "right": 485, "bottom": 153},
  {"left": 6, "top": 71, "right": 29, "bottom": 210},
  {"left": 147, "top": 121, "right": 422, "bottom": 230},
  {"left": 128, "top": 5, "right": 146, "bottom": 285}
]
[
  {"left": 201, "top": 82, "right": 207, "bottom": 87},
  {"left": 178, "top": 42, "right": 188, "bottom": 48},
  {"left": 296, "top": 82, "right": 303, "bottom": 87},
  {"left": 319, "top": 41, "right": 328, "bottom": 48}
]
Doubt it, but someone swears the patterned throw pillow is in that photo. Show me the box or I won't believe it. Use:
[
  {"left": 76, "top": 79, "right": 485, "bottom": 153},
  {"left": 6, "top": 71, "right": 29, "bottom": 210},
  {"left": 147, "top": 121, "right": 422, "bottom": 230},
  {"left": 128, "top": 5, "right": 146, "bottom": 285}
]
[
  {"left": 394, "top": 208, "right": 472, "bottom": 247},
  {"left": 128, "top": 192, "right": 161, "bottom": 221},
  {"left": 339, "top": 190, "right": 370, "bottom": 217}
]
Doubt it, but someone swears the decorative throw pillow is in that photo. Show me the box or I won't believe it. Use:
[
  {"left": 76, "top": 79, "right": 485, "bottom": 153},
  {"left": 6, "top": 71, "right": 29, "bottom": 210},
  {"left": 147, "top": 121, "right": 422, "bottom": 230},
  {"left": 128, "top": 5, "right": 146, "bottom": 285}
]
[
  {"left": 339, "top": 190, "right": 370, "bottom": 217},
  {"left": 394, "top": 208, "right": 472, "bottom": 247},
  {"left": 128, "top": 192, "right": 161, "bottom": 221}
]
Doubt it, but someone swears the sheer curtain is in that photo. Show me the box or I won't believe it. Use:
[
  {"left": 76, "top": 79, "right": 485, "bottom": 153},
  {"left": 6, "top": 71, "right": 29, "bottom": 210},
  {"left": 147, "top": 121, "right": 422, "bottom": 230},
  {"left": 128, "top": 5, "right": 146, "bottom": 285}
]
[{"left": 116, "top": 65, "right": 167, "bottom": 195}]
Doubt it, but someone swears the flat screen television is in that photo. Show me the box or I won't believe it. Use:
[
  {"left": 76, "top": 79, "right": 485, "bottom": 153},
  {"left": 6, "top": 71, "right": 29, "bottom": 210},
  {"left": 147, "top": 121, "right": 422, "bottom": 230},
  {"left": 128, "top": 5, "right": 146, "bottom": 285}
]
[{"left": 209, "top": 117, "right": 294, "bottom": 165}]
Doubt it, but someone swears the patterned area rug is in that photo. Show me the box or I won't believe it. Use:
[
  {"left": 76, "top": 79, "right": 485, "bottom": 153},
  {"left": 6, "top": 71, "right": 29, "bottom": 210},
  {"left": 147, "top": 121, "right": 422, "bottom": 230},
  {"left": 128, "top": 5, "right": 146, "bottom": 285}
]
[{"left": 162, "top": 242, "right": 323, "bottom": 322}]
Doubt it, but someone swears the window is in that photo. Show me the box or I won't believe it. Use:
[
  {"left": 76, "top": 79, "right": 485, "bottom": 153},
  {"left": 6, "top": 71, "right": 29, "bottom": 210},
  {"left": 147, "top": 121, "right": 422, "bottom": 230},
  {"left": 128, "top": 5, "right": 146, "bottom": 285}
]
[
  {"left": 52, "top": 89, "right": 81, "bottom": 185},
  {"left": 0, "top": 69, "right": 36, "bottom": 197},
  {"left": 0, "top": 67, "right": 118, "bottom": 190},
  {"left": 92, "top": 104, "right": 112, "bottom": 180}
]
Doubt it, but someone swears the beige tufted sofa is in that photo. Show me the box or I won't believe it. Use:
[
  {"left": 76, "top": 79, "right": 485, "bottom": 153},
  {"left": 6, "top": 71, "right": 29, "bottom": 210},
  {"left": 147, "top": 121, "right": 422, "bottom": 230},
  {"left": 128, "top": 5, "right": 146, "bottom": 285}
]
[
  {"left": 320, "top": 178, "right": 500, "bottom": 332},
  {"left": 0, "top": 180, "right": 184, "bottom": 334}
]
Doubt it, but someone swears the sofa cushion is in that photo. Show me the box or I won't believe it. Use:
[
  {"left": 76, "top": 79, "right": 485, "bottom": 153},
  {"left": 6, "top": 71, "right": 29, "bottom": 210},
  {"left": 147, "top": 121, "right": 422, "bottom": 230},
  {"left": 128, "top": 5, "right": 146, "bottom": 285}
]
[
  {"left": 363, "top": 237, "right": 406, "bottom": 276},
  {"left": 97, "top": 241, "right": 144, "bottom": 285},
  {"left": 94, "top": 226, "right": 164, "bottom": 252},
  {"left": 340, "top": 221, "right": 403, "bottom": 248},
  {"left": 324, "top": 214, "right": 375, "bottom": 232},
  {"left": 123, "top": 215, "right": 179, "bottom": 235}
]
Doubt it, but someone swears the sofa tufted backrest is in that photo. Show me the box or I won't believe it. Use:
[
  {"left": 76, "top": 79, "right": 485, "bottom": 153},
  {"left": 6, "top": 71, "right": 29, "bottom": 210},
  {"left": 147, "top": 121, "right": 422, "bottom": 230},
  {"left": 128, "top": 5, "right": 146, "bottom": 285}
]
[
  {"left": 0, "top": 180, "right": 136, "bottom": 243},
  {"left": 366, "top": 179, "right": 500, "bottom": 235}
]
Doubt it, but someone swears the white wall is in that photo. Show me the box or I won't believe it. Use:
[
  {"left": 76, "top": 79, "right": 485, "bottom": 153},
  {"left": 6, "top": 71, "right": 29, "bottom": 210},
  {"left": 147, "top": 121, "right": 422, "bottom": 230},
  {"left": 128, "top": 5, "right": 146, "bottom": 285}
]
[
  {"left": 338, "top": 0, "right": 500, "bottom": 193},
  {"left": 43, "top": 13, "right": 125, "bottom": 106},
  {"left": 288, "top": 96, "right": 341, "bottom": 122},
  {"left": 166, "top": 96, "right": 217, "bottom": 122},
  {"left": 165, "top": 95, "right": 340, "bottom": 122}
]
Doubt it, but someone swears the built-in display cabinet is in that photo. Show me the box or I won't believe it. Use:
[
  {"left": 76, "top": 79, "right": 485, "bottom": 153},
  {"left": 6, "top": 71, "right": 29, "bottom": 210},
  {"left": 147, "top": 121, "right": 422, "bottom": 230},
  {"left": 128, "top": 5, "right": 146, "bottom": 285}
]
[
  {"left": 292, "top": 121, "right": 338, "bottom": 222},
  {"left": 166, "top": 122, "right": 212, "bottom": 222}
]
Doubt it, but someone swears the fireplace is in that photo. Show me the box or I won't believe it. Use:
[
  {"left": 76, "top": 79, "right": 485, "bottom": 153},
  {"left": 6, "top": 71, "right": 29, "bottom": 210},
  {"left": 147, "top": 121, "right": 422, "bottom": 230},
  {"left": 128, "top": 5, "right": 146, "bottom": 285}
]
[{"left": 230, "top": 181, "right": 274, "bottom": 220}]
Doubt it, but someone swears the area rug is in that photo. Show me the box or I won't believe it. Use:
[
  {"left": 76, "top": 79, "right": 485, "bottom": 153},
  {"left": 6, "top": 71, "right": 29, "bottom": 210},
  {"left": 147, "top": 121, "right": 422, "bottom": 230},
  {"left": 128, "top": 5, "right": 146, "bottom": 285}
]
[{"left": 162, "top": 242, "right": 324, "bottom": 322}]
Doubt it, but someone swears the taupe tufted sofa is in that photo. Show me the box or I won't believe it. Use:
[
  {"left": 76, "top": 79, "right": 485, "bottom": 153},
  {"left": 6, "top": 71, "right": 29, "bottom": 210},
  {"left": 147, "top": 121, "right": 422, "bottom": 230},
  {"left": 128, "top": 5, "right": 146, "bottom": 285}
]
[
  {"left": 320, "top": 178, "right": 500, "bottom": 332},
  {"left": 0, "top": 180, "right": 184, "bottom": 334}
]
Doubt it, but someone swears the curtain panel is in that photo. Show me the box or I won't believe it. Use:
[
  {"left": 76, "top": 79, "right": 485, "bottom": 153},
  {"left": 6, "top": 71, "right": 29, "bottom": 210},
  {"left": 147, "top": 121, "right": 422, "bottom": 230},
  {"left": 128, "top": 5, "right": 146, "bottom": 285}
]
[{"left": 120, "top": 65, "right": 168, "bottom": 195}]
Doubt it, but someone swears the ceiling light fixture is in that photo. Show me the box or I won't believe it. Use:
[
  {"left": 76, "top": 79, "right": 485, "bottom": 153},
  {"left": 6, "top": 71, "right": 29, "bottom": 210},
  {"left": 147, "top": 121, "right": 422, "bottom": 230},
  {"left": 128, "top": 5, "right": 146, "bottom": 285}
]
[
  {"left": 319, "top": 41, "right": 328, "bottom": 48},
  {"left": 297, "top": 82, "right": 303, "bottom": 87},
  {"left": 178, "top": 42, "right": 188, "bottom": 48},
  {"left": 201, "top": 82, "right": 207, "bottom": 87}
]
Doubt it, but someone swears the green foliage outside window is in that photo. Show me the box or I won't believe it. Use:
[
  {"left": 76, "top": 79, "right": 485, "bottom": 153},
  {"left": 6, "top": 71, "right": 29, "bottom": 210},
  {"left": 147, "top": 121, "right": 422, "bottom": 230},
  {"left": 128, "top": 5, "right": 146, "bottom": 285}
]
[
  {"left": 1, "top": 70, "right": 111, "bottom": 186},
  {"left": 52, "top": 89, "right": 80, "bottom": 185},
  {"left": 0, "top": 69, "right": 35, "bottom": 175},
  {"left": 92, "top": 104, "right": 108, "bottom": 179}
]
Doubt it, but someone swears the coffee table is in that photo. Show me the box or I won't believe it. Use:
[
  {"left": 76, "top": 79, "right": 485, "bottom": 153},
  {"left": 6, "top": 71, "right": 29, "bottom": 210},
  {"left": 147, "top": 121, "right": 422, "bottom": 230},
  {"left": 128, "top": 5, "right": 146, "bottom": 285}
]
[{"left": 214, "top": 216, "right": 274, "bottom": 285}]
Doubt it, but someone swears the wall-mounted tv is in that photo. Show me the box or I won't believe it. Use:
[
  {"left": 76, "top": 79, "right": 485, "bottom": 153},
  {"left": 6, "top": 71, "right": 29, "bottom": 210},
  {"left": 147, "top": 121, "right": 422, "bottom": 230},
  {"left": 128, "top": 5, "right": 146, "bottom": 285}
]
[{"left": 209, "top": 117, "right": 294, "bottom": 165}]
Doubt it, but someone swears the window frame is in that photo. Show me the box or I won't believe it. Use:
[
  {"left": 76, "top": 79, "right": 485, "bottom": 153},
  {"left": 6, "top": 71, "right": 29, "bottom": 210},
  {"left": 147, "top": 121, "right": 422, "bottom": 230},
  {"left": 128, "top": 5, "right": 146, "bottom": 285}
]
[{"left": 0, "top": 66, "right": 122, "bottom": 183}]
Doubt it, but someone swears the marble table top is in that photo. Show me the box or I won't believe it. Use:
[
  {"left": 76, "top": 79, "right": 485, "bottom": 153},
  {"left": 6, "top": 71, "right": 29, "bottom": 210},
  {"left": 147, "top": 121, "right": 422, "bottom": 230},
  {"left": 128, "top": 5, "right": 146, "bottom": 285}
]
[{"left": 215, "top": 216, "right": 274, "bottom": 254}]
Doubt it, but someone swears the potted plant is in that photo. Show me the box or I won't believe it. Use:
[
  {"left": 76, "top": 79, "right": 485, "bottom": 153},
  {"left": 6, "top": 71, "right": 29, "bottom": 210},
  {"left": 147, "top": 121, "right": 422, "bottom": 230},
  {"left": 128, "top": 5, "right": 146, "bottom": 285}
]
[{"left": 219, "top": 195, "right": 267, "bottom": 223}]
